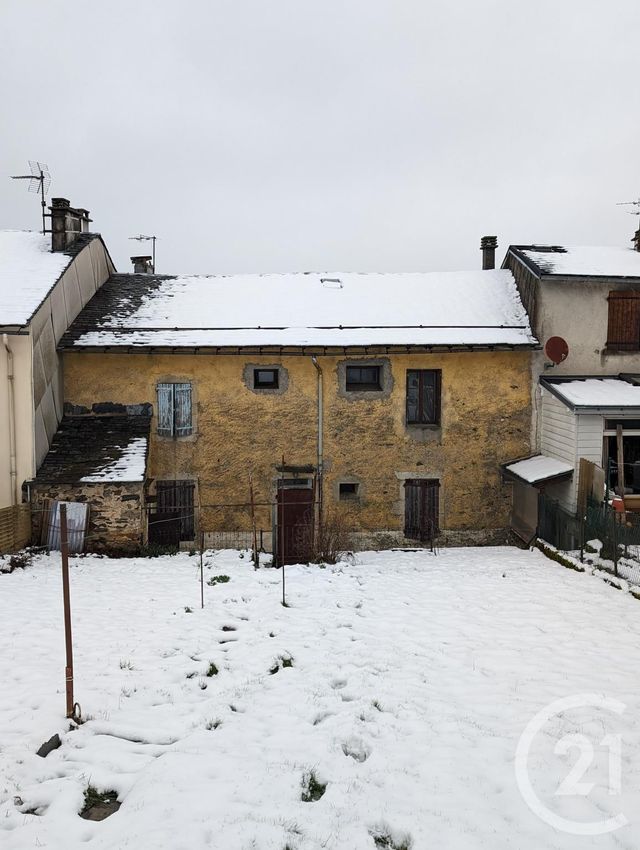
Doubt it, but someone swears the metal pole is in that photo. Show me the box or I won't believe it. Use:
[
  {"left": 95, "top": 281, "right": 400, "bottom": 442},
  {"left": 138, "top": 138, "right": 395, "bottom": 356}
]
[
  {"left": 60, "top": 504, "right": 75, "bottom": 718},
  {"left": 612, "top": 509, "right": 619, "bottom": 578},
  {"left": 200, "top": 531, "right": 204, "bottom": 609},
  {"left": 282, "top": 561, "right": 286, "bottom": 606},
  {"left": 40, "top": 170, "right": 46, "bottom": 235},
  {"left": 152, "top": 236, "right": 156, "bottom": 273}
]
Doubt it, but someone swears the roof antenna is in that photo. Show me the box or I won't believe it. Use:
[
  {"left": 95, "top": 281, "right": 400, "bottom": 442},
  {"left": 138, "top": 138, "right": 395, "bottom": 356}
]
[
  {"left": 10, "top": 161, "right": 51, "bottom": 234},
  {"left": 617, "top": 197, "right": 640, "bottom": 215},
  {"left": 617, "top": 198, "right": 640, "bottom": 251},
  {"left": 129, "top": 234, "right": 157, "bottom": 272}
]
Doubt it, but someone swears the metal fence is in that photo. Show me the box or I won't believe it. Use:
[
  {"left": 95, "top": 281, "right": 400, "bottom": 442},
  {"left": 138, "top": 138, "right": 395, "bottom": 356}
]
[{"left": 538, "top": 493, "right": 640, "bottom": 587}]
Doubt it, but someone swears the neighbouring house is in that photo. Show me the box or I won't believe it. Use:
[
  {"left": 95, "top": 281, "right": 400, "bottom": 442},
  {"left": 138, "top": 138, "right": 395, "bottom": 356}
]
[
  {"left": 0, "top": 199, "right": 114, "bottom": 552},
  {"left": 500, "top": 230, "right": 640, "bottom": 535},
  {"left": 50, "top": 243, "right": 537, "bottom": 559}
]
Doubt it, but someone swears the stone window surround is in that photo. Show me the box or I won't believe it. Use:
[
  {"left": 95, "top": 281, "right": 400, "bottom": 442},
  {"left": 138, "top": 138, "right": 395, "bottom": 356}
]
[
  {"left": 337, "top": 357, "right": 393, "bottom": 401},
  {"left": 243, "top": 363, "right": 290, "bottom": 395},
  {"left": 154, "top": 377, "right": 198, "bottom": 442},
  {"left": 335, "top": 475, "right": 363, "bottom": 503}
]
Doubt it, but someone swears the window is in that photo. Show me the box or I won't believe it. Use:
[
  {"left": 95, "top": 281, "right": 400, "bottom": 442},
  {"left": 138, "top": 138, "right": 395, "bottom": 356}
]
[
  {"left": 339, "top": 482, "right": 359, "bottom": 500},
  {"left": 157, "top": 383, "right": 192, "bottom": 436},
  {"left": 606, "top": 291, "right": 640, "bottom": 351},
  {"left": 254, "top": 368, "right": 279, "bottom": 389},
  {"left": 404, "top": 479, "right": 439, "bottom": 540},
  {"left": 346, "top": 365, "right": 382, "bottom": 391},
  {"left": 406, "top": 370, "right": 441, "bottom": 425}
]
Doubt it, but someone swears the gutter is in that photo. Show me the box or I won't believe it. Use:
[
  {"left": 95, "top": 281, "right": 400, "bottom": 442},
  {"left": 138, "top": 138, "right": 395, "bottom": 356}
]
[
  {"left": 2, "top": 333, "right": 18, "bottom": 506},
  {"left": 311, "top": 356, "right": 324, "bottom": 527}
]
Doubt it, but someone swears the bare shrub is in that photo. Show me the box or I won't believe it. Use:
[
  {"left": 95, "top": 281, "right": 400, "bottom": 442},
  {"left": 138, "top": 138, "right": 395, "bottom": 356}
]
[{"left": 310, "top": 511, "right": 353, "bottom": 565}]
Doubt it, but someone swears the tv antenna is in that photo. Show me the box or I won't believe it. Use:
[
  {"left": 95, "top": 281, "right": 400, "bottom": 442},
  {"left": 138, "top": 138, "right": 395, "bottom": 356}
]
[
  {"left": 128, "top": 234, "right": 157, "bottom": 272},
  {"left": 10, "top": 161, "right": 51, "bottom": 234},
  {"left": 616, "top": 198, "right": 640, "bottom": 216}
]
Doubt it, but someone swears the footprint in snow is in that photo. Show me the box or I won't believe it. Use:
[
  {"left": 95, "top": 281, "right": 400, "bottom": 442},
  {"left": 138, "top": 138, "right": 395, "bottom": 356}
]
[
  {"left": 341, "top": 737, "right": 371, "bottom": 762},
  {"left": 331, "top": 678, "right": 347, "bottom": 690}
]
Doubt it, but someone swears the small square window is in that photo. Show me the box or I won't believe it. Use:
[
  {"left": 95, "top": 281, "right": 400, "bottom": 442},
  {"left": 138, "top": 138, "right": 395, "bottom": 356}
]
[
  {"left": 346, "top": 365, "right": 381, "bottom": 391},
  {"left": 339, "top": 482, "right": 359, "bottom": 500},
  {"left": 254, "top": 368, "right": 279, "bottom": 389}
]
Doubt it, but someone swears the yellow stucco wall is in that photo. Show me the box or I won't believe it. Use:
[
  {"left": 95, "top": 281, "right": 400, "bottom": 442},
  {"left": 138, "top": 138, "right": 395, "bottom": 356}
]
[{"left": 63, "top": 350, "right": 530, "bottom": 539}]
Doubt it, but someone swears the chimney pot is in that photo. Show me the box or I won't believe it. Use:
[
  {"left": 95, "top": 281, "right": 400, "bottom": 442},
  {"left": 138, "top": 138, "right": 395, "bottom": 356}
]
[
  {"left": 480, "top": 235, "right": 498, "bottom": 270},
  {"left": 131, "top": 255, "right": 154, "bottom": 274}
]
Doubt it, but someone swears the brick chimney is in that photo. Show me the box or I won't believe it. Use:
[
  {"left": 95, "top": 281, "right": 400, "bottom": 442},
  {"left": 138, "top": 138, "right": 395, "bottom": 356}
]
[
  {"left": 50, "top": 198, "right": 92, "bottom": 252},
  {"left": 633, "top": 229, "right": 640, "bottom": 252},
  {"left": 480, "top": 235, "right": 498, "bottom": 270},
  {"left": 131, "top": 255, "right": 154, "bottom": 274}
]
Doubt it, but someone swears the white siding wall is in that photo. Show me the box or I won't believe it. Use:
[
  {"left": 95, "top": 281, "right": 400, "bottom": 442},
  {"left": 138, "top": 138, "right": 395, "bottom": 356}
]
[
  {"left": 575, "top": 415, "right": 604, "bottom": 468},
  {"left": 31, "top": 238, "right": 115, "bottom": 469},
  {"left": 540, "top": 390, "right": 605, "bottom": 513},
  {"left": 540, "top": 390, "right": 578, "bottom": 512}
]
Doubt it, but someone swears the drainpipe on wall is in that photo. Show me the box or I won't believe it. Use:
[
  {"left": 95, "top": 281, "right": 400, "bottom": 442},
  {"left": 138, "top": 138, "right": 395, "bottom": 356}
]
[
  {"left": 2, "top": 334, "right": 18, "bottom": 506},
  {"left": 311, "top": 356, "right": 324, "bottom": 529}
]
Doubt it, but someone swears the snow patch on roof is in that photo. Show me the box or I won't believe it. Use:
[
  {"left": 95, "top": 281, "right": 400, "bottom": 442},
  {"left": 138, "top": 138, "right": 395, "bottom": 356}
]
[
  {"left": 505, "top": 454, "right": 573, "bottom": 484},
  {"left": 0, "top": 231, "right": 70, "bottom": 326},
  {"left": 80, "top": 437, "right": 148, "bottom": 483},
  {"left": 70, "top": 269, "right": 536, "bottom": 348},
  {"left": 549, "top": 378, "right": 640, "bottom": 409},
  {"left": 519, "top": 246, "right": 640, "bottom": 278}
]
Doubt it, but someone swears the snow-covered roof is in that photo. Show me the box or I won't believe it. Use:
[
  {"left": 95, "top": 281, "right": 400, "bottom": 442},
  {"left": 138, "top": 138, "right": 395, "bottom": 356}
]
[
  {"left": 504, "top": 454, "right": 573, "bottom": 485},
  {"left": 61, "top": 269, "right": 536, "bottom": 350},
  {"left": 542, "top": 377, "right": 640, "bottom": 411},
  {"left": 35, "top": 414, "right": 150, "bottom": 484},
  {"left": 80, "top": 437, "right": 147, "bottom": 483},
  {"left": 513, "top": 245, "right": 640, "bottom": 278},
  {"left": 0, "top": 231, "right": 72, "bottom": 326}
]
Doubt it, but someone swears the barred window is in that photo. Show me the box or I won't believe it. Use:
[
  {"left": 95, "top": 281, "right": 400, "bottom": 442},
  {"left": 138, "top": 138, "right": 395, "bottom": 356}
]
[
  {"left": 406, "top": 370, "right": 441, "bottom": 425},
  {"left": 157, "top": 383, "right": 193, "bottom": 437}
]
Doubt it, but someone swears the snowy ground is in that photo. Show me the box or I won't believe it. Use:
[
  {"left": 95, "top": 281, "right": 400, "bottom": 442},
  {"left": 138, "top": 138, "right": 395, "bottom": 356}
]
[{"left": 1, "top": 547, "right": 639, "bottom": 850}]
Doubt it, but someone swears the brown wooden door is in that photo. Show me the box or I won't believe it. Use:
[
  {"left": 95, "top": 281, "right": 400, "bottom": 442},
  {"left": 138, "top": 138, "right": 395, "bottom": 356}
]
[
  {"left": 277, "top": 484, "right": 314, "bottom": 565},
  {"left": 404, "top": 479, "right": 440, "bottom": 541}
]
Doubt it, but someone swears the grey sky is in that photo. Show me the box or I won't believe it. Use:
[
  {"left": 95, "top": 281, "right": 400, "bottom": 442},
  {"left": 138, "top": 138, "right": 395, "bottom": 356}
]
[{"left": 1, "top": 0, "right": 639, "bottom": 275}]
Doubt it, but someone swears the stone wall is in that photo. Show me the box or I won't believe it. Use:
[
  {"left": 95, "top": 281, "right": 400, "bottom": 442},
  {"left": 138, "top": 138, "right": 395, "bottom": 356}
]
[
  {"left": 63, "top": 350, "right": 532, "bottom": 542},
  {"left": 31, "top": 481, "right": 144, "bottom": 553}
]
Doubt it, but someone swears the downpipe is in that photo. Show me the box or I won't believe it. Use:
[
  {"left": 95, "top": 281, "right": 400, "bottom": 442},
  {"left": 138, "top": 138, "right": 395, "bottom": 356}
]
[
  {"left": 311, "top": 356, "right": 324, "bottom": 530},
  {"left": 2, "top": 333, "right": 18, "bottom": 506}
]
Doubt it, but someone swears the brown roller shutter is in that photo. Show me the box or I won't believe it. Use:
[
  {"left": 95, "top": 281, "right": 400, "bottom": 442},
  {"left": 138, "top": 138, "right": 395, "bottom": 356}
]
[{"left": 607, "top": 291, "right": 640, "bottom": 351}]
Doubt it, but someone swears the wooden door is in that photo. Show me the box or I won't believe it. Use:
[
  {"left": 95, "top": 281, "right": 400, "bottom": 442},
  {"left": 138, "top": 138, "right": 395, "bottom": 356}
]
[
  {"left": 404, "top": 479, "right": 440, "bottom": 541},
  {"left": 276, "top": 482, "right": 314, "bottom": 566}
]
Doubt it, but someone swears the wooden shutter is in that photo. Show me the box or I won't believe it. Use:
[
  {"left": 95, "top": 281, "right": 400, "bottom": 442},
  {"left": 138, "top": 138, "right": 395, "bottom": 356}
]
[
  {"left": 157, "top": 384, "right": 174, "bottom": 435},
  {"left": 174, "top": 383, "right": 193, "bottom": 436},
  {"left": 607, "top": 291, "right": 640, "bottom": 351}
]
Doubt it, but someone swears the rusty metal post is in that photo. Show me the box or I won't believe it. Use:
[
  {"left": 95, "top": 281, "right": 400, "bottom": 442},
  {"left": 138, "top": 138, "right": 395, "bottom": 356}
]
[
  {"left": 249, "top": 474, "right": 259, "bottom": 569},
  {"left": 200, "top": 530, "right": 205, "bottom": 609},
  {"left": 59, "top": 504, "right": 75, "bottom": 718}
]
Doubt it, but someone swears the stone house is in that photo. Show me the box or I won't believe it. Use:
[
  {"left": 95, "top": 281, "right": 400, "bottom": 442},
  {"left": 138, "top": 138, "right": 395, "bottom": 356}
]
[
  {"left": 500, "top": 231, "right": 640, "bottom": 533},
  {"left": 0, "top": 200, "right": 114, "bottom": 552},
  {"left": 49, "top": 250, "right": 537, "bottom": 559}
]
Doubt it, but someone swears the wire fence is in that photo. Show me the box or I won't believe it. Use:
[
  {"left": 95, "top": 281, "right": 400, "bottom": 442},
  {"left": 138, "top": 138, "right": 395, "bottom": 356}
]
[{"left": 538, "top": 493, "right": 640, "bottom": 587}]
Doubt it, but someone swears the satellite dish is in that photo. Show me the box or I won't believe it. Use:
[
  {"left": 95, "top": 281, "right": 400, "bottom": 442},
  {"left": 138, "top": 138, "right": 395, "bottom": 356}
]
[{"left": 544, "top": 336, "right": 569, "bottom": 365}]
